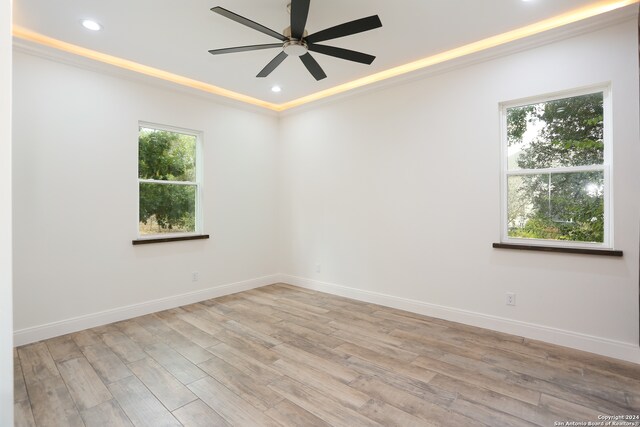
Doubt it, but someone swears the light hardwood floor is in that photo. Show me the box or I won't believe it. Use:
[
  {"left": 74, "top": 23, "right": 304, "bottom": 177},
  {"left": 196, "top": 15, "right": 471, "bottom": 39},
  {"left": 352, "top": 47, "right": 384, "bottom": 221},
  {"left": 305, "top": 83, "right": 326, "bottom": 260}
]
[{"left": 13, "top": 283, "right": 640, "bottom": 426}]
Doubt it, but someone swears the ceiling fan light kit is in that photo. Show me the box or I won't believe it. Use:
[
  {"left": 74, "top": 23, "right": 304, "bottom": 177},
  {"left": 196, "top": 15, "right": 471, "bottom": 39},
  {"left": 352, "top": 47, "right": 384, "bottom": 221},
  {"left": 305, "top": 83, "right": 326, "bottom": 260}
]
[
  {"left": 283, "top": 40, "right": 308, "bottom": 57},
  {"left": 208, "top": 0, "right": 382, "bottom": 81}
]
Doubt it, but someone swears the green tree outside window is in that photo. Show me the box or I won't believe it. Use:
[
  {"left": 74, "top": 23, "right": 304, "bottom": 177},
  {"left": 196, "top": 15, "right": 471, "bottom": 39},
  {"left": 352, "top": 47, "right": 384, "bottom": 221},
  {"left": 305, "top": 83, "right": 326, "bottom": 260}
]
[
  {"left": 505, "top": 92, "right": 606, "bottom": 244},
  {"left": 138, "top": 127, "right": 199, "bottom": 235}
]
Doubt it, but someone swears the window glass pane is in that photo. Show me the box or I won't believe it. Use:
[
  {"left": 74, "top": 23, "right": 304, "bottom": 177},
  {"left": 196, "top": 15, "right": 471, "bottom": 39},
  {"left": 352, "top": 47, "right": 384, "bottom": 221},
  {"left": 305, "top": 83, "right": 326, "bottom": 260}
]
[
  {"left": 139, "top": 127, "right": 196, "bottom": 181},
  {"left": 507, "top": 171, "right": 604, "bottom": 243},
  {"left": 507, "top": 93, "right": 604, "bottom": 170},
  {"left": 139, "top": 183, "right": 196, "bottom": 235}
]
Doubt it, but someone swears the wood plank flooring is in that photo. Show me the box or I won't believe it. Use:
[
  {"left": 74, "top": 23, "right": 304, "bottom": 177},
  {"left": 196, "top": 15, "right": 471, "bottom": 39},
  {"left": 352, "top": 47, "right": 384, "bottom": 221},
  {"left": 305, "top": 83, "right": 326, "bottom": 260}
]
[{"left": 13, "top": 283, "right": 640, "bottom": 426}]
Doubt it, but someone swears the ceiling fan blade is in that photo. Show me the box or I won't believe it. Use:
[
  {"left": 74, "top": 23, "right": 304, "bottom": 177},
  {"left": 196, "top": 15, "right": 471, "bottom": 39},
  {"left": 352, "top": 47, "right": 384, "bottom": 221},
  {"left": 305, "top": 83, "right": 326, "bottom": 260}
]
[
  {"left": 308, "top": 44, "right": 375, "bottom": 65},
  {"left": 306, "top": 15, "right": 382, "bottom": 44},
  {"left": 208, "top": 43, "right": 283, "bottom": 55},
  {"left": 210, "top": 7, "right": 286, "bottom": 41},
  {"left": 257, "top": 51, "right": 288, "bottom": 78},
  {"left": 290, "top": 0, "right": 311, "bottom": 40},
  {"left": 300, "top": 53, "right": 327, "bottom": 81}
]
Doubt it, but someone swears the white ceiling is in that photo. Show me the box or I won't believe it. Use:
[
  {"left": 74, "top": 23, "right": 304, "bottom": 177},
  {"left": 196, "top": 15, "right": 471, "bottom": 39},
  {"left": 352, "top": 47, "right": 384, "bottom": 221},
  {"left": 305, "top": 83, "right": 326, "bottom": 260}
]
[{"left": 14, "top": 0, "right": 608, "bottom": 103}]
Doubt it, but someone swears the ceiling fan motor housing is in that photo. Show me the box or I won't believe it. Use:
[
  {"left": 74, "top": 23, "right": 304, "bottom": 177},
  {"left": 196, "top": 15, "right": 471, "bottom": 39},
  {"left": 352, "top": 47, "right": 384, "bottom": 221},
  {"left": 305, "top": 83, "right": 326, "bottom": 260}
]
[{"left": 283, "top": 27, "right": 309, "bottom": 56}]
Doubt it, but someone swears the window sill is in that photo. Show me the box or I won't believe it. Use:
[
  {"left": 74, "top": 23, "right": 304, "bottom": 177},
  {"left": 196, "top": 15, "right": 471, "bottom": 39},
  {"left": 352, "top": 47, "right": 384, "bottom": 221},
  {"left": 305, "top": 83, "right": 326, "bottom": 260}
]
[
  {"left": 132, "top": 234, "right": 210, "bottom": 245},
  {"left": 493, "top": 243, "right": 622, "bottom": 257}
]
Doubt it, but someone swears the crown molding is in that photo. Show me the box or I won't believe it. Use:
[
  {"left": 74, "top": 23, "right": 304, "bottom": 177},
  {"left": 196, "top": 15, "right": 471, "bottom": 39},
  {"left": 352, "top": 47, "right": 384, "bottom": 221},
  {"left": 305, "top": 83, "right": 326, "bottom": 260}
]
[
  {"left": 278, "top": 3, "right": 638, "bottom": 116},
  {"left": 12, "top": 1, "right": 638, "bottom": 115},
  {"left": 12, "top": 36, "right": 280, "bottom": 117}
]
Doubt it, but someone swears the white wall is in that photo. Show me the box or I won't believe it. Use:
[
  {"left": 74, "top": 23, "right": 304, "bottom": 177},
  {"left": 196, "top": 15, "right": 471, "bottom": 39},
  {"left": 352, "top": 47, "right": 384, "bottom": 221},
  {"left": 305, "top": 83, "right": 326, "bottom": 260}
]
[
  {"left": 0, "top": 0, "right": 13, "bottom": 426},
  {"left": 12, "top": 17, "right": 640, "bottom": 363},
  {"left": 279, "top": 19, "right": 640, "bottom": 362},
  {"left": 12, "top": 52, "right": 280, "bottom": 339},
  {"left": 1, "top": 0, "right": 13, "bottom": 424}
]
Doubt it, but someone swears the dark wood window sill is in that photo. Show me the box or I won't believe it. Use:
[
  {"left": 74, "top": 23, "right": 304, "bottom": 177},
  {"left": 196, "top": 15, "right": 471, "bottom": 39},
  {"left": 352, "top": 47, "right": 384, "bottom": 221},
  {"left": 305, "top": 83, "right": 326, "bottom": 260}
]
[
  {"left": 132, "top": 234, "right": 210, "bottom": 245},
  {"left": 493, "top": 243, "right": 622, "bottom": 257}
]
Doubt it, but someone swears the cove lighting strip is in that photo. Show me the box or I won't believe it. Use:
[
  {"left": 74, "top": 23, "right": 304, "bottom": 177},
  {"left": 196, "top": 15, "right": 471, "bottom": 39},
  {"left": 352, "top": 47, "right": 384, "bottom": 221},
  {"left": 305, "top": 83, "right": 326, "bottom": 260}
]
[
  {"left": 12, "top": 0, "right": 638, "bottom": 112},
  {"left": 11, "top": 25, "right": 276, "bottom": 110}
]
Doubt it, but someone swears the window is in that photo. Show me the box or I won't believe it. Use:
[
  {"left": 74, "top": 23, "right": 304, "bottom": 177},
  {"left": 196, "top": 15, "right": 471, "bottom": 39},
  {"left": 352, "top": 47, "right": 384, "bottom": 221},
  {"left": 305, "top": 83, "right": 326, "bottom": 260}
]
[
  {"left": 501, "top": 87, "right": 611, "bottom": 248},
  {"left": 138, "top": 123, "right": 202, "bottom": 237}
]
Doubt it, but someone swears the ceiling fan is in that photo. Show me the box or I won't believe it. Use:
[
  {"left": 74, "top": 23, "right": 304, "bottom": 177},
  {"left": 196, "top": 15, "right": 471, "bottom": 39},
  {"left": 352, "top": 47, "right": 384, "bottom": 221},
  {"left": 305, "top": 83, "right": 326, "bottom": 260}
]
[{"left": 208, "top": 0, "right": 382, "bottom": 81}]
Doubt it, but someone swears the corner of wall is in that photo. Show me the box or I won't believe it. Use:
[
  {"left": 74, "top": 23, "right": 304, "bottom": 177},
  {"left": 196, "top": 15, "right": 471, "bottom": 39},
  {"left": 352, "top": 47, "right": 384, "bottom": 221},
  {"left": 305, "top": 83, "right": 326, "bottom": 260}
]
[{"left": 1, "top": 0, "right": 13, "bottom": 424}]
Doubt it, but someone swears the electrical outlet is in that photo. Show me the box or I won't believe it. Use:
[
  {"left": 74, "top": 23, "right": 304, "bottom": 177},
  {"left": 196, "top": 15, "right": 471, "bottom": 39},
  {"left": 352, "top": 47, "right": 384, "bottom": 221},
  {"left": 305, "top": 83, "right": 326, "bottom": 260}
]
[
  {"left": 506, "top": 292, "right": 516, "bottom": 306},
  {"left": 192, "top": 272, "right": 199, "bottom": 282},
  {"left": 316, "top": 263, "right": 321, "bottom": 273}
]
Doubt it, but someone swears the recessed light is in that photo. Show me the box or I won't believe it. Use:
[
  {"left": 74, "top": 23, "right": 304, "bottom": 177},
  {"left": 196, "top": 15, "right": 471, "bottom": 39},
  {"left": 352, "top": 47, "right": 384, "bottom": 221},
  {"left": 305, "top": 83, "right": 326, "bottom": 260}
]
[
  {"left": 271, "top": 85, "right": 282, "bottom": 93},
  {"left": 81, "top": 19, "right": 102, "bottom": 31}
]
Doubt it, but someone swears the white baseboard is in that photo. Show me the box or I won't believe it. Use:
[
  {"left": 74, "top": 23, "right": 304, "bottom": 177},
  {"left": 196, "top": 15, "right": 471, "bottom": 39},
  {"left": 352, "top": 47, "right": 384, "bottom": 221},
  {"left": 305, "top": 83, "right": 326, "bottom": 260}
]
[
  {"left": 16, "top": 273, "right": 640, "bottom": 364},
  {"left": 280, "top": 274, "right": 640, "bottom": 364},
  {"left": 13, "top": 274, "right": 280, "bottom": 346}
]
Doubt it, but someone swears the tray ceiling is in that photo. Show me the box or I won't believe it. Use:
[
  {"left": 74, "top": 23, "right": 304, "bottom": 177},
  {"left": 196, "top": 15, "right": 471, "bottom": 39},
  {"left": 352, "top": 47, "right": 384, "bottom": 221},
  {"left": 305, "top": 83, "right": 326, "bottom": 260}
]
[{"left": 12, "top": 0, "right": 637, "bottom": 109}]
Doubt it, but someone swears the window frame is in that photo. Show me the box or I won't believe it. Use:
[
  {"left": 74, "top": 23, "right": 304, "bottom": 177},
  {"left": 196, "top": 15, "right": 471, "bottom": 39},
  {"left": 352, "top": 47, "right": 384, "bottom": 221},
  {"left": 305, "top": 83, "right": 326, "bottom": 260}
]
[
  {"left": 499, "top": 84, "right": 613, "bottom": 250},
  {"left": 136, "top": 121, "right": 204, "bottom": 240}
]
